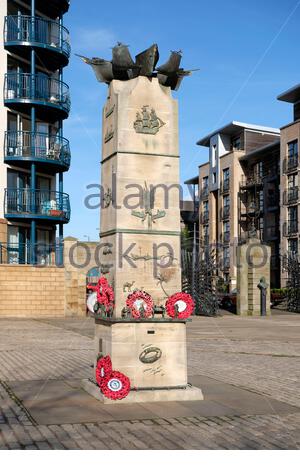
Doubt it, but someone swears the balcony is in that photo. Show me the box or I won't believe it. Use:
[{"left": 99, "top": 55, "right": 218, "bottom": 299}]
[
  {"left": 4, "top": 132, "right": 70, "bottom": 172},
  {"left": 220, "top": 179, "right": 230, "bottom": 194},
  {"left": 200, "top": 211, "right": 209, "bottom": 224},
  {"left": 220, "top": 231, "right": 230, "bottom": 244},
  {"left": 240, "top": 175, "right": 263, "bottom": 189},
  {"left": 22, "top": 1, "right": 70, "bottom": 19},
  {"left": 222, "top": 257, "right": 230, "bottom": 271},
  {"left": 0, "top": 242, "right": 64, "bottom": 266},
  {"left": 4, "top": 189, "right": 70, "bottom": 223},
  {"left": 4, "top": 16, "right": 70, "bottom": 70},
  {"left": 4, "top": 73, "right": 70, "bottom": 121},
  {"left": 283, "top": 187, "right": 299, "bottom": 205},
  {"left": 200, "top": 187, "right": 209, "bottom": 200},
  {"left": 283, "top": 155, "right": 298, "bottom": 174},
  {"left": 283, "top": 221, "right": 298, "bottom": 237},
  {"left": 220, "top": 206, "right": 230, "bottom": 220}
]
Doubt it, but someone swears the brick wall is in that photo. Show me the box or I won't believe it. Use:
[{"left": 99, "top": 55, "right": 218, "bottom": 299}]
[{"left": 0, "top": 265, "right": 65, "bottom": 318}]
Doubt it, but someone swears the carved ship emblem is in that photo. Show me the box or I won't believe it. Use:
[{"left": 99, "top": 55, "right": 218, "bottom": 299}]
[{"left": 134, "top": 105, "right": 165, "bottom": 135}]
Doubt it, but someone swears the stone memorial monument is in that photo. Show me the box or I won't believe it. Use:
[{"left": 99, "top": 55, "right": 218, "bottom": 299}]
[{"left": 80, "top": 43, "right": 203, "bottom": 402}]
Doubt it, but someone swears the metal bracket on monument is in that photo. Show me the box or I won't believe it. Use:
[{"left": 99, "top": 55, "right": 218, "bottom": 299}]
[{"left": 131, "top": 182, "right": 166, "bottom": 229}]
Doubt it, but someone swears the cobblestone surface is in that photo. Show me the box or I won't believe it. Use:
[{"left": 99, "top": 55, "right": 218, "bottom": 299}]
[{"left": 0, "top": 313, "right": 299, "bottom": 449}]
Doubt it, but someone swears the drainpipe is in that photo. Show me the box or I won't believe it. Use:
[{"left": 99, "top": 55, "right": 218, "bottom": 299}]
[
  {"left": 58, "top": 173, "right": 64, "bottom": 266},
  {"left": 30, "top": 0, "right": 36, "bottom": 265}
]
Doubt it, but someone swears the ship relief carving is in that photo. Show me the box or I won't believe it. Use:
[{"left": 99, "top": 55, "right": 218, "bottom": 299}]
[{"left": 134, "top": 105, "right": 165, "bottom": 135}]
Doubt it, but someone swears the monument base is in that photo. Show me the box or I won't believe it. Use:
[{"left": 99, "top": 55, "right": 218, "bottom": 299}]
[{"left": 82, "top": 379, "right": 203, "bottom": 404}]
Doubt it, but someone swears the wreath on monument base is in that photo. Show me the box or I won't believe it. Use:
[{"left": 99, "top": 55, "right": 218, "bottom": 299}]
[
  {"left": 95, "top": 355, "right": 112, "bottom": 387},
  {"left": 165, "top": 292, "right": 195, "bottom": 319},
  {"left": 95, "top": 277, "right": 114, "bottom": 315},
  {"left": 95, "top": 355, "right": 131, "bottom": 400},
  {"left": 126, "top": 290, "right": 154, "bottom": 319},
  {"left": 100, "top": 371, "right": 131, "bottom": 401}
]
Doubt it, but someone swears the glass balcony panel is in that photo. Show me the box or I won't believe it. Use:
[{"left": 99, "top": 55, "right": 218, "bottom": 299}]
[
  {"left": 4, "top": 189, "right": 70, "bottom": 223},
  {"left": 4, "top": 131, "right": 71, "bottom": 169},
  {"left": 4, "top": 16, "right": 70, "bottom": 60},
  {"left": 0, "top": 242, "right": 64, "bottom": 266},
  {"left": 4, "top": 73, "right": 70, "bottom": 117}
]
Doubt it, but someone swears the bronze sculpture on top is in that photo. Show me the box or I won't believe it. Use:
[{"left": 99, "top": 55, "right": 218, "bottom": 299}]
[{"left": 77, "top": 42, "right": 198, "bottom": 91}]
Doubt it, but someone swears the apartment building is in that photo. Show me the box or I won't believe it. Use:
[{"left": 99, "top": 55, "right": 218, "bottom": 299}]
[
  {"left": 0, "top": 0, "right": 71, "bottom": 266},
  {"left": 278, "top": 84, "right": 300, "bottom": 275},
  {"left": 197, "top": 122, "right": 280, "bottom": 290}
]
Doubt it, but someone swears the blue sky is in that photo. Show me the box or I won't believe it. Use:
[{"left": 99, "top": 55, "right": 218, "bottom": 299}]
[{"left": 63, "top": 0, "right": 300, "bottom": 240}]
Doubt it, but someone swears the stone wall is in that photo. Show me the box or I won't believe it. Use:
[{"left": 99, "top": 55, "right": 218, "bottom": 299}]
[
  {"left": 0, "top": 265, "right": 65, "bottom": 317},
  {"left": 0, "top": 238, "right": 99, "bottom": 318}
]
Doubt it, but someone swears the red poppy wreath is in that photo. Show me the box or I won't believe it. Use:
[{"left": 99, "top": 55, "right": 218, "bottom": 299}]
[
  {"left": 96, "top": 277, "right": 114, "bottom": 312},
  {"left": 100, "top": 371, "right": 131, "bottom": 400},
  {"left": 126, "top": 290, "right": 154, "bottom": 319},
  {"left": 95, "top": 355, "right": 112, "bottom": 387},
  {"left": 166, "top": 292, "right": 195, "bottom": 319}
]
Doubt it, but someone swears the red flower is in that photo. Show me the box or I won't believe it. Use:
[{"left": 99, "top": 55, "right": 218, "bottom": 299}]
[
  {"left": 126, "top": 291, "right": 154, "bottom": 319},
  {"left": 166, "top": 292, "right": 195, "bottom": 319},
  {"left": 96, "top": 277, "right": 114, "bottom": 312},
  {"left": 100, "top": 371, "right": 131, "bottom": 400},
  {"left": 95, "top": 355, "right": 112, "bottom": 387}
]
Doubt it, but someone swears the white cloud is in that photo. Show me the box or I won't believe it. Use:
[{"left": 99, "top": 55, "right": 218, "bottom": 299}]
[{"left": 72, "top": 27, "right": 116, "bottom": 55}]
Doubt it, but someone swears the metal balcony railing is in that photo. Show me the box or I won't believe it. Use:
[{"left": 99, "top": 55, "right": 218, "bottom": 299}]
[
  {"left": 283, "top": 155, "right": 298, "bottom": 174},
  {"left": 220, "top": 179, "right": 230, "bottom": 194},
  {"left": 200, "top": 187, "right": 209, "bottom": 200},
  {"left": 220, "top": 206, "right": 230, "bottom": 220},
  {"left": 4, "top": 15, "right": 70, "bottom": 58},
  {"left": 4, "top": 73, "right": 70, "bottom": 114},
  {"left": 4, "top": 131, "right": 71, "bottom": 169},
  {"left": 4, "top": 189, "right": 70, "bottom": 222},
  {"left": 283, "top": 187, "right": 299, "bottom": 205},
  {"left": 221, "top": 231, "right": 230, "bottom": 244},
  {"left": 222, "top": 257, "right": 230, "bottom": 270},
  {"left": 200, "top": 211, "right": 209, "bottom": 224},
  {"left": 240, "top": 175, "right": 263, "bottom": 188},
  {"left": 283, "top": 221, "right": 298, "bottom": 237},
  {"left": 0, "top": 242, "right": 64, "bottom": 266}
]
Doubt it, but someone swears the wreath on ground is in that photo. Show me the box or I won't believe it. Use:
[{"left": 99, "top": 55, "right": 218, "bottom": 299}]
[
  {"left": 165, "top": 292, "right": 195, "bottom": 319},
  {"left": 95, "top": 355, "right": 112, "bottom": 387},
  {"left": 95, "top": 355, "right": 131, "bottom": 400},
  {"left": 95, "top": 277, "right": 114, "bottom": 314},
  {"left": 100, "top": 371, "right": 131, "bottom": 400},
  {"left": 126, "top": 290, "right": 154, "bottom": 319}
]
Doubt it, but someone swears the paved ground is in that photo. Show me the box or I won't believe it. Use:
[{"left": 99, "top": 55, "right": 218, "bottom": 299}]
[{"left": 0, "top": 310, "right": 300, "bottom": 449}]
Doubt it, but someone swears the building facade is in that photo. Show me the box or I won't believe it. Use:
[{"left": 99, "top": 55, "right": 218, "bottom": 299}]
[
  {"left": 196, "top": 122, "right": 280, "bottom": 291},
  {"left": 0, "top": 0, "right": 71, "bottom": 266},
  {"left": 278, "top": 84, "right": 300, "bottom": 280}
]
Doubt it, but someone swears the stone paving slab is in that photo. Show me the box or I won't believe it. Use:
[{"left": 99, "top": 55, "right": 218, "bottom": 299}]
[
  {"left": 0, "top": 313, "right": 300, "bottom": 449},
  {"left": 7, "top": 374, "right": 299, "bottom": 426}
]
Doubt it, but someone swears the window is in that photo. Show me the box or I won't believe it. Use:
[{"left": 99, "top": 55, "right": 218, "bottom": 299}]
[
  {"left": 288, "top": 239, "right": 298, "bottom": 256},
  {"left": 289, "top": 206, "right": 297, "bottom": 222},
  {"left": 203, "top": 176, "right": 208, "bottom": 189},
  {"left": 288, "top": 140, "right": 298, "bottom": 159},
  {"left": 288, "top": 174, "right": 297, "bottom": 188},
  {"left": 223, "top": 168, "right": 230, "bottom": 181},
  {"left": 212, "top": 172, "right": 217, "bottom": 184},
  {"left": 203, "top": 200, "right": 209, "bottom": 213},
  {"left": 223, "top": 195, "right": 230, "bottom": 208},
  {"left": 232, "top": 135, "right": 241, "bottom": 150}
]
